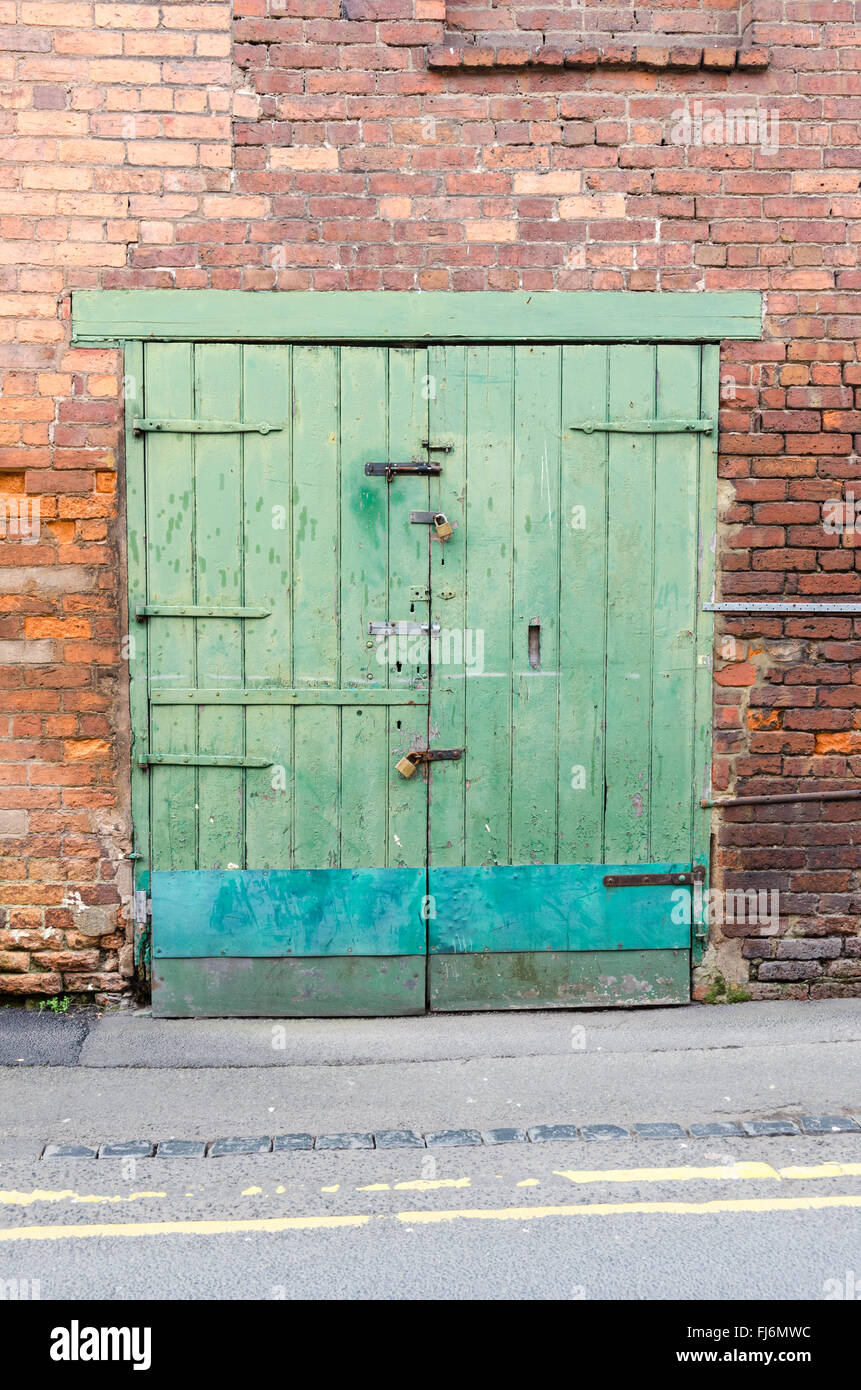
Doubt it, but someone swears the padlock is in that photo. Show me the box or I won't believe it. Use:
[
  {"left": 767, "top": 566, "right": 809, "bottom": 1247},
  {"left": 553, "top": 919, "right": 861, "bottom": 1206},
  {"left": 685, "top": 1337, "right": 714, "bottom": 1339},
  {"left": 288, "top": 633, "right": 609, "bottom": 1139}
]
[
  {"left": 396, "top": 752, "right": 420, "bottom": 778},
  {"left": 433, "top": 512, "right": 453, "bottom": 540}
]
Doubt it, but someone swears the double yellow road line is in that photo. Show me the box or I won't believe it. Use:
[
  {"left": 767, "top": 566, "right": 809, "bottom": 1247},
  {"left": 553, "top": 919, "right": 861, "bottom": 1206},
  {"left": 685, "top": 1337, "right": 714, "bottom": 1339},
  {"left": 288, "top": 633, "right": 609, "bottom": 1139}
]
[{"left": 1, "top": 1159, "right": 859, "bottom": 1241}]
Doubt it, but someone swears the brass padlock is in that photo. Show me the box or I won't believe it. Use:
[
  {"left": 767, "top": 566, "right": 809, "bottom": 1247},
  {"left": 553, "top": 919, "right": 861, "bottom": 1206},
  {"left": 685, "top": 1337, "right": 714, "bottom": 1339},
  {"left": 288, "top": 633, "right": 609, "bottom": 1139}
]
[
  {"left": 396, "top": 751, "right": 420, "bottom": 778},
  {"left": 433, "top": 512, "right": 453, "bottom": 540}
]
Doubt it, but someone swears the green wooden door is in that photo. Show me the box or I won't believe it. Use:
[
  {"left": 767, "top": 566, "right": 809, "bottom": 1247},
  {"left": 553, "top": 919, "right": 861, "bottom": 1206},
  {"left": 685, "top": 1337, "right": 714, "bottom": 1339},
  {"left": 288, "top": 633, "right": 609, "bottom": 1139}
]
[
  {"left": 136, "top": 339, "right": 714, "bottom": 1017},
  {"left": 424, "top": 345, "right": 715, "bottom": 1009},
  {"left": 141, "top": 343, "right": 433, "bottom": 1016}
]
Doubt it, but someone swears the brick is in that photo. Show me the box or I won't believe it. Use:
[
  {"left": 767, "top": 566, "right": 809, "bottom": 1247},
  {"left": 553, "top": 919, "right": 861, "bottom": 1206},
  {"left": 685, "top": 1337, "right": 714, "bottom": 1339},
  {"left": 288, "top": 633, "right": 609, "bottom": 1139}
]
[
  {"left": 558, "top": 194, "right": 625, "bottom": 219},
  {"left": 270, "top": 147, "right": 338, "bottom": 170},
  {"left": 464, "top": 219, "right": 516, "bottom": 242},
  {"left": 513, "top": 172, "right": 582, "bottom": 195},
  {"left": 776, "top": 938, "right": 842, "bottom": 959},
  {"left": 758, "top": 961, "right": 823, "bottom": 981}
]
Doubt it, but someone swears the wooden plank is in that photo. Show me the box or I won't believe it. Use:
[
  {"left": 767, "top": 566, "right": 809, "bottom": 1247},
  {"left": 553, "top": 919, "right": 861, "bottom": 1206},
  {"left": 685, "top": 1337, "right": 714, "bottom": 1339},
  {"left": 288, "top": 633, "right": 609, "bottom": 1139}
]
[
  {"left": 650, "top": 344, "right": 700, "bottom": 861},
  {"left": 291, "top": 346, "right": 341, "bottom": 869},
  {"left": 429, "top": 949, "right": 690, "bottom": 1010},
  {"left": 339, "top": 347, "right": 390, "bottom": 871},
  {"left": 510, "top": 345, "right": 561, "bottom": 865},
  {"left": 194, "top": 344, "right": 245, "bottom": 870},
  {"left": 559, "top": 345, "right": 608, "bottom": 863},
  {"left": 385, "top": 348, "right": 429, "bottom": 872},
  {"left": 145, "top": 343, "right": 197, "bottom": 871},
  {"left": 430, "top": 864, "right": 692, "bottom": 953},
  {"left": 460, "top": 345, "right": 514, "bottom": 868},
  {"left": 152, "top": 866, "right": 426, "bottom": 957},
  {"left": 242, "top": 343, "right": 293, "bottom": 871},
  {"left": 154, "top": 956, "right": 426, "bottom": 1017},
  {"left": 427, "top": 344, "right": 467, "bottom": 869},
  {"left": 74, "top": 290, "right": 765, "bottom": 345},
  {"left": 603, "top": 345, "right": 655, "bottom": 863}
]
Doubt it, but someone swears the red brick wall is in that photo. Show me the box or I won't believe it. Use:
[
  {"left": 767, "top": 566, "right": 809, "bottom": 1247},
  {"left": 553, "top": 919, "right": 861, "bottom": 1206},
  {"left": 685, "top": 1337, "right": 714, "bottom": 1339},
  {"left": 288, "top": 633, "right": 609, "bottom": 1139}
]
[{"left": 0, "top": 0, "right": 859, "bottom": 1003}]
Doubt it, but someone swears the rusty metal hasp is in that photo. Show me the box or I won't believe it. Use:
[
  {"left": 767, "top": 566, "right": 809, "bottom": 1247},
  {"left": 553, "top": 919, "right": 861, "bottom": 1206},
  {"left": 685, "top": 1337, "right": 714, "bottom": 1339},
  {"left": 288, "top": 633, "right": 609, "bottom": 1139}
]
[
  {"left": 396, "top": 748, "right": 464, "bottom": 778},
  {"left": 603, "top": 867, "right": 706, "bottom": 888}
]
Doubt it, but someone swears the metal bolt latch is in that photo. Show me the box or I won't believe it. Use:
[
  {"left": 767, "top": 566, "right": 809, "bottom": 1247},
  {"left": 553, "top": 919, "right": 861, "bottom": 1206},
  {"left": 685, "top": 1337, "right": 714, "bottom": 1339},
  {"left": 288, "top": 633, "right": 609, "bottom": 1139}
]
[{"left": 396, "top": 748, "right": 464, "bottom": 778}]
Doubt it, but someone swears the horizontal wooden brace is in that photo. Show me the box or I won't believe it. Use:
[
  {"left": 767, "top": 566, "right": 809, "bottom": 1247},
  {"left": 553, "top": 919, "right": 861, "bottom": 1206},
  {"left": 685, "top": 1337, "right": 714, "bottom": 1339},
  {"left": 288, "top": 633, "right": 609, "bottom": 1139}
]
[
  {"left": 569, "top": 418, "right": 713, "bottom": 434},
  {"left": 139, "top": 754, "right": 272, "bottom": 768},
  {"left": 132, "top": 417, "right": 282, "bottom": 435},
  {"left": 137, "top": 605, "right": 271, "bottom": 620},
  {"left": 148, "top": 687, "right": 429, "bottom": 705}
]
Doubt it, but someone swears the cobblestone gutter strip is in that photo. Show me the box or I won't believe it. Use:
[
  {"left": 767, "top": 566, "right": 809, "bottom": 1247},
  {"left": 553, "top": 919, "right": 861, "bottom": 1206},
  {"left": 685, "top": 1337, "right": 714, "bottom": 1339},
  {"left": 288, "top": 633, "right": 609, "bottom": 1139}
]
[{"left": 36, "top": 1115, "right": 861, "bottom": 1159}]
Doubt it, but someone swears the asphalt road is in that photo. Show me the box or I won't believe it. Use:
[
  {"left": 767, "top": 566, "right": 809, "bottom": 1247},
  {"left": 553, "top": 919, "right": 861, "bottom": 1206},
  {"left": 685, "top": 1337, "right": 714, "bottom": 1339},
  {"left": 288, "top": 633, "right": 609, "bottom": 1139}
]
[
  {"left": 1, "top": 1135, "right": 859, "bottom": 1299},
  {"left": 2, "top": 1002, "right": 859, "bottom": 1300},
  {"left": 1, "top": 1000, "right": 859, "bottom": 1148}
]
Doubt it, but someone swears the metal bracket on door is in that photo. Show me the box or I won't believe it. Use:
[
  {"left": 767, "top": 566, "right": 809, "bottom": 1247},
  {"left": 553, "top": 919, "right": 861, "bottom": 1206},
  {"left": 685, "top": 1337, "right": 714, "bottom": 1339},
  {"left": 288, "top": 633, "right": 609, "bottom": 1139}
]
[
  {"left": 136, "top": 605, "right": 270, "bottom": 621},
  {"left": 132, "top": 417, "right": 283, "bottom": 435},
  {"left": 139, "top": 754, "right": 273, "bottom": 768},
  {"left": 570, "top": 419, "right": 713, "bottom": 435},
  {"left": 365, "top": 461, "right": 442, "bottom": 480},
  {"left": 603, "top": 867, "right": 706, "bottom": 888}
]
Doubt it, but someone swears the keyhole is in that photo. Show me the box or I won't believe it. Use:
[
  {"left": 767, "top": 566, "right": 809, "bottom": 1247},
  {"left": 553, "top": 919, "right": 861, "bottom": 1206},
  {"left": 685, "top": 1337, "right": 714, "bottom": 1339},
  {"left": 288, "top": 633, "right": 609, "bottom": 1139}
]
[{"left": 528, "top": 619, "right": 541, "bottom": 670}]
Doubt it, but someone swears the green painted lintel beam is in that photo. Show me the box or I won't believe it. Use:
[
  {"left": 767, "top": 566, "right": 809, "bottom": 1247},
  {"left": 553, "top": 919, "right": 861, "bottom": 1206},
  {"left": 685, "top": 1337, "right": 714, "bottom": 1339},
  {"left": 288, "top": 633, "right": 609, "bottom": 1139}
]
[{"left": 71, "top": 290, "right": 763, "bottom": 345}]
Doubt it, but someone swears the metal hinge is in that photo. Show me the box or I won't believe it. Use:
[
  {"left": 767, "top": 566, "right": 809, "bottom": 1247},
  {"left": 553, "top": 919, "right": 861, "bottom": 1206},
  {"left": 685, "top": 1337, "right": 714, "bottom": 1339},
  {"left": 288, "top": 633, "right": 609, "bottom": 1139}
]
[
  {"left": 570, "top": 419, "right": 713, "bottom": 435},
  {"left": 365, "top": 461, "right": 442, "bottom": 479},
  {"left": 603, "top": 866, "right": 706, "bottom": 888},
  {"left": 132, "top": 417, "right": 282, "bottom": 435}
]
